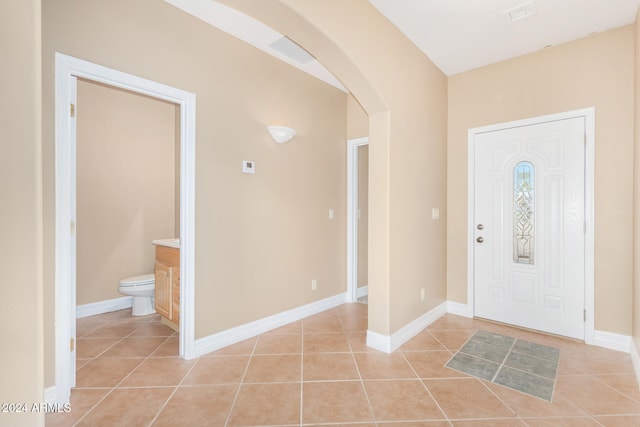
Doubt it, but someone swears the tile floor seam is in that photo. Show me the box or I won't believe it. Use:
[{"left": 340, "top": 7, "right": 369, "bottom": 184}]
[
  {"left": 554, "top": 369, "right": 640, "bottom": 412},
  {"left": 475, "top": 375, "right": 520, "bottom": 417},
  {"left": 400, "top": 350, "right": 451, "bottom": 423},
  {"left": 81, "top": 331, "right": 170, "bottom": 424},
  {"left": 491, "top": 336, "right": 518, "bottom": 382},
  {"left": 70, "top": 326, "right": 168, "bottom": 426},
  {"left": 223, "top": 332, "right": 260, "bottom": 427},
  {"left": 69, "top": 387, "right": 115, "bottom": 427},
  {"left": 112, "top": 335, "right": 173, "bottom": 388},
  {"left": 58, "top": 309, "right": 640, "bottom": 427},
  {"left": 591, "top": 374, "right": 640, "bottom": 404},
  {"left": 347, "top": 329, "right": 378, "bottom": 426},
  {"left": 425, "top": 328, "right": 449, "bottom": 351},
  {"left": 146, "top": 345, "right": 202, "bottom": 426}
]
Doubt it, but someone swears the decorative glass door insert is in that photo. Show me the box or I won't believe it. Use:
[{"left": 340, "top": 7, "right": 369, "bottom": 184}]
[{"left": 513, "top": 161, "right": 534, "bottom": 264}]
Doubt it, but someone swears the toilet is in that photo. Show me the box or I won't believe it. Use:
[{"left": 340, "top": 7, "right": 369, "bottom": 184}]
[{"left": 118, "top": 274, "right": 156, "bottom": 316}]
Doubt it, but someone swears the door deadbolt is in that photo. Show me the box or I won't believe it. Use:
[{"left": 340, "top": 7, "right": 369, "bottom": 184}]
[
  {"left": 476, "top": 237, "right": 484, "bottom": 243},
  {"left": 477, "top": 224, "right": 484, "bottom": 230}
]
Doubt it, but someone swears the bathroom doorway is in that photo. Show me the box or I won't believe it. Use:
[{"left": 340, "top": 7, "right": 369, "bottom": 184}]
[
  {"left": 54, "top": 54, "right": 196, "bottom": 404},
  {"left": 75, "top": 78, "right": 178, "bottom": 316}
]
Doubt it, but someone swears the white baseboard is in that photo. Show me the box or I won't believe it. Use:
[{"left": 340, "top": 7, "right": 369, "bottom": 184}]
[
  {"left": 444, "top": 301, "right": 632, "bottom": 354},
  {"left": 357, "top": 285, "right": 368, "bottom": 298},
  {"left": 366, "top": 301, "right": 448, "bottom": 353},
  {"left": 592, "top": 329, "right": 632, "bottom": 353},
  {"left": 631, "top": 340, "right": 640, "bottom": 388},
  {"left": 193, "top": 293, "right": 348, "bottom": 357},
  {"left": 76, "top": 296, "right": 132, "bottom": 319},
  {"left": 447, "top": 301, "right": 473, "bottom": 318}
]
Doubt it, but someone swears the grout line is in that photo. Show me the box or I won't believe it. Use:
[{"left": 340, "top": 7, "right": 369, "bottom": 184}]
[
  {"left": 400, "top": 351, "right": 451, "bottom": 425},
  {"left": 147, "top": 337, "right": 200, "bottom": 426},
  {"left": 63, "top": 307, "right": 638, "bottom": 426},
  {"left": 223, "top": 334, "right": 259, "bottom": 427}
]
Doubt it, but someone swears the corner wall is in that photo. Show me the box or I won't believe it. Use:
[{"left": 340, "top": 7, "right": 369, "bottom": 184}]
[
  {"left": 221, "top": 0, "right": 448, "bottom": 337},
  {"left": 633, "top": 10, "right": 640, "bottom": 362},
  {"left": 0, "top": 0, "right": 45, "bottom": 425},
  {"left": 448, "top": 26, "right": 635, "bottom": 335}
]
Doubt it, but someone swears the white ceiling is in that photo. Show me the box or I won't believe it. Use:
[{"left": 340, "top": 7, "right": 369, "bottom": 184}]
[
  {"left": 369, "top": 0, "right": 640, "bottom": 76},
  {"left": 165, "top": 0, "right": 640, "bottom": 88}
]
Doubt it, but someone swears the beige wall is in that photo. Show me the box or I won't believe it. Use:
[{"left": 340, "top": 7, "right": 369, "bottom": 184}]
[
  {"left": 448, "top": 26, "right": 635, "bottom": 335},
  {"left": 358, "top": 145, "right": 369, "bottom": 288},
  {"left": 222, "top": 0, "right": 448, "bottom": 335},
  {"left": 1, "top": 0, "right": 45, "bottom": 425},
  {"left": 43, "top": 0, "right": 348, "bottom": 384},
  {"left": 76, "top": 80, "right": 177, "bottom": 305},
  {"left": 633, "top": 13, "right": 640, "bottom": 354},
  {"left": 347, "top": 94, "right": 369, "bottom": 139}
]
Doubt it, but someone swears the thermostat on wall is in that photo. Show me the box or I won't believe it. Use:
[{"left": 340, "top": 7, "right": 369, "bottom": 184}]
[{"left": 242, "top": 160, "right": 255, "bottom": 174}]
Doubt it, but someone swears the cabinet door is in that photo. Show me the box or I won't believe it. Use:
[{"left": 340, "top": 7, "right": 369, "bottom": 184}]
[
  {"left": 154, "top": 261, "right": 172, "bottom": 319},
  {"left": 172, "top": 269, "right": 180, "bottom": 324}
]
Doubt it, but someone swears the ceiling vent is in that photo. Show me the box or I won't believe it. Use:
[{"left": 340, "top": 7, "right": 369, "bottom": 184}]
[
  {"left": 268, "top": 36, "right": 315, "bottom": 65},
  {"left": 505, "top": 1, "right": 537, "bottom": 23}
]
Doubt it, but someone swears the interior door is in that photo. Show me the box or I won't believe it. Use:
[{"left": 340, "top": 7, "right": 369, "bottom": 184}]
[{"left": 473, "top": 117, "right": 585, "bottom": 339}]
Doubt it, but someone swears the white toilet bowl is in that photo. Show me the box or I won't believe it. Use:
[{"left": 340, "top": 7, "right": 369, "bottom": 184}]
[{"left": 118, "top": 274, "right": 155, "bottom": 316}]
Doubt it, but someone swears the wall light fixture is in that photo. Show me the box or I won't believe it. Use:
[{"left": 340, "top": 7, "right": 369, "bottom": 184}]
[{"left": 268, "top": 126, "right": 296, "bottom": 144}]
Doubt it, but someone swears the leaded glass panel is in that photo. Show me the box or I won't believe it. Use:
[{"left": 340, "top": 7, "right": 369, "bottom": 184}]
[{"left": 514, "top": 161, "right": 534, "bottom": 264}]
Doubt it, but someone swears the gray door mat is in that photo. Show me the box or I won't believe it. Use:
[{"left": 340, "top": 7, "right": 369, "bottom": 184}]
[{"left": 445, "top": 330, "right": 560, "bottom": 401}]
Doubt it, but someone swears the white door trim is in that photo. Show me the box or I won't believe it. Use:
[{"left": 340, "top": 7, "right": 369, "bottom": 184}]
[
  {"left": 347, "top": 137, "right": 368, "bottom": 302},
  {"left": 467, "top": 107, "right": 595, "bottom": 342},
  {"left": 54, "top": 53, "right": 197, "bottom": 404}
]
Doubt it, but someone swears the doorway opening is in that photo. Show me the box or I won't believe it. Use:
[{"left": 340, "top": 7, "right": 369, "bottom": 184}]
[
  {"left": 54, "top": 53, "right": 196, "bottom": 404},
  {"left": 347, "top": 137, "right": 369, "bottom": 303}
]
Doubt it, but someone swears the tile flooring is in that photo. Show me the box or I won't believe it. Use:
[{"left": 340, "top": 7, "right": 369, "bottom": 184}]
[{"left": 47, "top": 304, "right": 640, "bottom": 426}]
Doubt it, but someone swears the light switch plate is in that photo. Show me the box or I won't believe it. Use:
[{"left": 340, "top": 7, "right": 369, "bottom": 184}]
[{"left": 242, "top": 160, "right": 255, "bottom": 174}]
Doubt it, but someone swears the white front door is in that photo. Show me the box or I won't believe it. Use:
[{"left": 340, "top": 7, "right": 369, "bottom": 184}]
[{"left": 473, "top": 117, "right": 585, "bottom": 339}]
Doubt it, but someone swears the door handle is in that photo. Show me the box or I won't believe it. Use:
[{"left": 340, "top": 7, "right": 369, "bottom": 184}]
[
  {"left": 477, "top": 224, "right": 484, "bottom": 230},
  {"left": 476, "top": 237, "right": 484, "bottom": 243}
]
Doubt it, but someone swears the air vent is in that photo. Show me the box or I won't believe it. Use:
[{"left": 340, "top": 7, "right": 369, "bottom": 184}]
[
  {"left": 268, "top": 36, "right": 315, "bottom": 65},
  {"left": 505, "top": 1, "right": 537, "bottom": 23}
]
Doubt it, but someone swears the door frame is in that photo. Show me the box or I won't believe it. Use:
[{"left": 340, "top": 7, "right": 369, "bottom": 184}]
[
  {"left": 54, "top": 53, "right": 197, "bottom": 403},
  {"left": 347, "top": 137, "right": 369, "bottom": 302},
  {"left": 467, "top": 107, "right": 595, "bottom": 342}
]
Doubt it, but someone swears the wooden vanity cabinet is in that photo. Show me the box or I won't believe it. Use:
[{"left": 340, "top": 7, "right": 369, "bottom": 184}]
[{"left": 154, "top": 245, "right": 180, "bottom": 331}]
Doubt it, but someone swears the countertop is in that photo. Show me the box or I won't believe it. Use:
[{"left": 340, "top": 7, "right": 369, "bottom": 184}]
[{"left": 152, "top": 238, "right": 180, "bottom": 249}]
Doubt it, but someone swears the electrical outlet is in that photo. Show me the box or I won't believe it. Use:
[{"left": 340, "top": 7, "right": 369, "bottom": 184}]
[
  {"left": 311, "top": 279, "right": 317, "bottom": 290},
  {"left": 420, "top": 288, "right": 425, "bottom": 301}
]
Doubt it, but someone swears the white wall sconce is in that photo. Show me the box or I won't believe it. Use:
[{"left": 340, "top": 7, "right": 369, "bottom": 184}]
[{"left": 268, "top": 126, "right": 296, "bottom": 144}]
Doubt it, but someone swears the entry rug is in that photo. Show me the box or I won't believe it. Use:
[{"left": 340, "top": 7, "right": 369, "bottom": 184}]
[{"left": 446, "top": 330, "right": 560, "bottom": 401}]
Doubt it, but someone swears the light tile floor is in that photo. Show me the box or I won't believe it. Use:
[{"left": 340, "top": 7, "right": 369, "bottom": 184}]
[{"left": 47, "top": 304, "right": 640, "bottom": 426}]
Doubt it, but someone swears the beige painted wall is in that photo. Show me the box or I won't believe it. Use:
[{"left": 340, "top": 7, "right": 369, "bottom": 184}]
[
  {"left": 0, "top": 0, "right": 45, "bottom": 425},
  {"left": 42, "top": 0, "right": 348, "bottom": 385},
  {"left": 358, "top": 145, "right": 369, "bottom": 288},
  {"left": 448, "top": 26, "right": 635, "bottom": 335},
  {"left": 633, "top": 13, "right": 640, "bottom": 354},
  {"left": 76, "top": 79, "right": 177, "bottom": 305},
  {"left": 222, "top": 0, "right": 448, "bottom": 335},
  {"left": 347, "top": 94, "right": 369, "bottom": 139}
]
